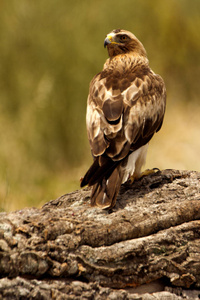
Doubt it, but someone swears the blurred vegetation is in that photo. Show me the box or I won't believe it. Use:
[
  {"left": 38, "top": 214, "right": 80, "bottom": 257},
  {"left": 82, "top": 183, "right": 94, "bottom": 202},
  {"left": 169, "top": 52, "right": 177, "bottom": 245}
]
[{"left": 0, "top": 0, "right": 200, "bottom": 211}]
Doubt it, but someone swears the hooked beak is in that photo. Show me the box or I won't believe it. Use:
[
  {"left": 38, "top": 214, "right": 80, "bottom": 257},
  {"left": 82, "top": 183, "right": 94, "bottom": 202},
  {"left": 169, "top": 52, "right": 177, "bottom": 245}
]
[
  {"left": 104, "top": 37, "right": 111, "bottom": 48},
  {"left": 104, "top": 34, "right": 114, "bottom": 48}
]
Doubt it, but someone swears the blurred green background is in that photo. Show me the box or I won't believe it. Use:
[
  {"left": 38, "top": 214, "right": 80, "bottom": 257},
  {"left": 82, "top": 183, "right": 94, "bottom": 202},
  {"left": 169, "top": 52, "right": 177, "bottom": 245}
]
[{"left": 0, "top": 0, "right": 200, "bottom": 211}]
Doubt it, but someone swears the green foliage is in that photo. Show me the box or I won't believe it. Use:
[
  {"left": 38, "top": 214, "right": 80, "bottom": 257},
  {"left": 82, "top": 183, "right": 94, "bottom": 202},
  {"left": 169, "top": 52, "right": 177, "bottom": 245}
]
[{"left": 0, "top": 0, "right": 200, "bottom": 210}]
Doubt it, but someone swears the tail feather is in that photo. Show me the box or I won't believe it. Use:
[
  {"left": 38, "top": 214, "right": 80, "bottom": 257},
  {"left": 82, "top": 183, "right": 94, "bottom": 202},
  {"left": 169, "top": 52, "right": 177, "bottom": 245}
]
[
  {"left": 80, "top": 156, "right": 120, "bottom": 188},
  {"left": 91, "top": 165, "right": 123, "bottom": 209},
  {"left": 80, "top": 156, "right": 124, "bottom": 209},
  {"left": 80, "top": 158, "right": 99, "bottom": 187}
]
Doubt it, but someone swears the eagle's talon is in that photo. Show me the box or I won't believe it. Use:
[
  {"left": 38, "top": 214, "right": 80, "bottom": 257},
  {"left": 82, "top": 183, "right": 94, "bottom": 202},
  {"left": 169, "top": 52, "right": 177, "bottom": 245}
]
[
  {"left": 127, "top": 175, "right": 135, "bottom": 184},
  {"left": 139, "top": 168, "right": 160, "bottom": 179}
]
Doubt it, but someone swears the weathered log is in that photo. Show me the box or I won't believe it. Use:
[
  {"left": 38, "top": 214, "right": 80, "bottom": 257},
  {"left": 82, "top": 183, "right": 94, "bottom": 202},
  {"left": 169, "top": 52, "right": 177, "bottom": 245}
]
[{"left": 0, "top": 169, "right": 200, "bottom": 299}]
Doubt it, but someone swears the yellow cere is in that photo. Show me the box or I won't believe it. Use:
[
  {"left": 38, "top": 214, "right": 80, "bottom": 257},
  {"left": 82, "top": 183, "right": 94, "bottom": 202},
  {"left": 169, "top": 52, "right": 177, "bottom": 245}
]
[
  {"left": 107, "top": 35, "right": 113, "bottom": 42},
  {"left": 107, "top": 34, "right": 118, "bottom": 45}
]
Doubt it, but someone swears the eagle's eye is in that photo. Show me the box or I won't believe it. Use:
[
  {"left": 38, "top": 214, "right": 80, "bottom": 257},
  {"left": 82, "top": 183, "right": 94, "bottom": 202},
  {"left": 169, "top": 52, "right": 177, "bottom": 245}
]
[{"left": 119, "top": 35, "right": 128, "bottom": 42}]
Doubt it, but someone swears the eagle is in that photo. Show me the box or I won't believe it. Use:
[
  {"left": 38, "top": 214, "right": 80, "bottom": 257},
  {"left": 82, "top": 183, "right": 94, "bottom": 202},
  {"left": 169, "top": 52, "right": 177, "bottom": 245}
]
[{"left": 80, "top": 29, "right": 166, "bottom": 209}]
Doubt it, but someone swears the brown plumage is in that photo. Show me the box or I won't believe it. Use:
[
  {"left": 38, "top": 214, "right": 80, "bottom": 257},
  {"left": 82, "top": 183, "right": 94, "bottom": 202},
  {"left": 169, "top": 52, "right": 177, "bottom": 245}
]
[{"left": 81, "top": 29, "right": 166, "bottom": 209}]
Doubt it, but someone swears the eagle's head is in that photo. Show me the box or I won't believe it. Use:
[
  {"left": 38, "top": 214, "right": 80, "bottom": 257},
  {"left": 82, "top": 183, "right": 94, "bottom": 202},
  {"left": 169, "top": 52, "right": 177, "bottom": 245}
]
[{"left": 104, "top": 29, "right": 147, "bottom": 58}]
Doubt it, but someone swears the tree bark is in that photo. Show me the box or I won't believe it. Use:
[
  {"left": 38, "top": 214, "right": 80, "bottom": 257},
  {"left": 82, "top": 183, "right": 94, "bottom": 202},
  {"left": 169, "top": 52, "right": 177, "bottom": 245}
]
[{"left": 0, "top": 169, "right": 200, "bottom": 299}]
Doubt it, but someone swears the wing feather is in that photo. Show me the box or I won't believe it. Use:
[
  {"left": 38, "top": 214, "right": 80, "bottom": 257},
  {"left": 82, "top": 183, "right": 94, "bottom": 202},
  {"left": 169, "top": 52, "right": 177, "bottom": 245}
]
[{"left": 86, "top": 70, "right": 166, "bottom": 161}]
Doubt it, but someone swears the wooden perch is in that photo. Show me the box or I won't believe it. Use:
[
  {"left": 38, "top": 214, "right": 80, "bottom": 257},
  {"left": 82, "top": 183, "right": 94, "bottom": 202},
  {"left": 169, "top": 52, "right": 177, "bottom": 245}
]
[{"left": 0, "top": 169, "right": 200, "bottom": 299}]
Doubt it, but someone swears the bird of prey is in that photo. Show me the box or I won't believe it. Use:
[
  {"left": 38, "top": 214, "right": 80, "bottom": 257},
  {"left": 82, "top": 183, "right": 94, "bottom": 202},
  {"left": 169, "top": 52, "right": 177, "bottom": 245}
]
[{"left": 81, "top": 29, "right": 166, "bottom": 209}]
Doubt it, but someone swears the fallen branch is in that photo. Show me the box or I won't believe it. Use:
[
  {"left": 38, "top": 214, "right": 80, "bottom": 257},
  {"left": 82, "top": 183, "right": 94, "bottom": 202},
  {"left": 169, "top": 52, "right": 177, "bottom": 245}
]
[{"left": 0, "top": 169, "right": 200, "bottom": 299}]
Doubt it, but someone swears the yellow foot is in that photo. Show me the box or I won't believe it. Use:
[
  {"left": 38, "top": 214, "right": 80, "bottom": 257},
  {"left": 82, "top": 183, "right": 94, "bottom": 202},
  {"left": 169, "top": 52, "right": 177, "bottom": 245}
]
[
  {"left": 127, "top": 168, "right": 160, "bottom": 184},
  {"left": 127, "top": 174, "right": 136, "bottom": 184},
  {"left": 139, "top": 168, "right": 160, "bottom": 179}
]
